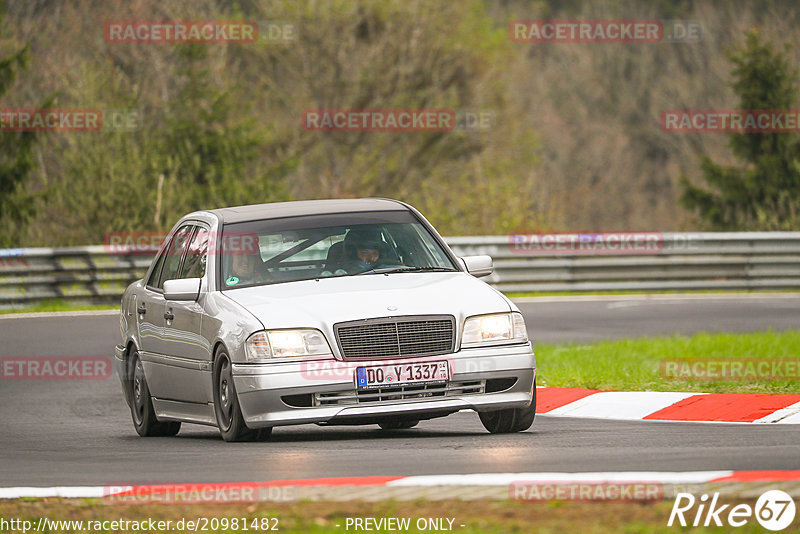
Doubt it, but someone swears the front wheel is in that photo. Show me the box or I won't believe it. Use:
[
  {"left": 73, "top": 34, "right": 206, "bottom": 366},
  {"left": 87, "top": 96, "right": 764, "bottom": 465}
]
[
  {"left": 128, "top": 352, "right": 181, "bottom": 437},
  {"left": 478, "top": 382, "right": 536, "bottom": 434},
  {"left": 213, "top": 351, "right": 271, "bottom": 442}
]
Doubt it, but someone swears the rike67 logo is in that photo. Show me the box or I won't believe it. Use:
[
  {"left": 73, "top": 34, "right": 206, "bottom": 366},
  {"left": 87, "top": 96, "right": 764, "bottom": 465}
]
[{"left": 669, "top": 490, "right": 796, "bottom": 531}]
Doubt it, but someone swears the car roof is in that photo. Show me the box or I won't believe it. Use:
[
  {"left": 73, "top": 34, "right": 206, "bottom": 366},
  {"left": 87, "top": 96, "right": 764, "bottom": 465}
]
[{"left": 204, "top": 198, "right": 408, "bottom": 224}]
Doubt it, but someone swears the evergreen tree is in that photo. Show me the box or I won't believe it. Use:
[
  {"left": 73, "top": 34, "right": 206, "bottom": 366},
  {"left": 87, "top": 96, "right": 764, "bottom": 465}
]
[
  {"left": 0, "top": 12, "right": 38, "bottom": 247},
  {"left": 680, "top": 30, "right": 800, "bottom": 229}
]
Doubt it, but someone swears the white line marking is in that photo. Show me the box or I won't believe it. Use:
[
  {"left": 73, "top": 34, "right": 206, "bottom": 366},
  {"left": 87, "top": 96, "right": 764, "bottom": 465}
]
[
  {"left": 753, "top": 401, "right": 800, "bottom": 424},
  {"left": 386, "top": 471, "right": 734, "bottom": 487},
  {"left": 0, "top": 471, "right": 736, "bottom": 498},
  {"left": 773, "top": 411, "right": 800, "bottom": 424},
  {"left": 0, "top": 310, "right": 119, "bottom": 320},
  {"left": 538, "top": 414, "right": 788, "bottom": 425},
  {"left": 606, "top": 301, "right": 643, "bottom": 309},
  {"left": 545, "top": 391, "right": 703, "bottom": 420},
  {"left": 0, "top": 486, "right": 108, "bottom": 499}
]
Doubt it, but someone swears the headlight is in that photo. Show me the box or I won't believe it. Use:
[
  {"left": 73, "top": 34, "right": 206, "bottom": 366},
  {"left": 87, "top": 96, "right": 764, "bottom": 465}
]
[
  {"left": 461, "top": 312, "right": 528, "bottom": 348},
  {"left": 244, "top": 329, "right": 333, "bottom": 362}
]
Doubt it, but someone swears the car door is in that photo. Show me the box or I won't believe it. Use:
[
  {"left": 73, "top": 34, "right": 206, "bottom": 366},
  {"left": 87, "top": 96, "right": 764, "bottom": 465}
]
[
  {"left": 160, "top": 225, "right": 213, "bottom": 403},
  {"left": 138, "top": 224, "right": 193, "bottom": 400},
  {"left": 135, "top": 244, "right": 167, "bottom": 359}
]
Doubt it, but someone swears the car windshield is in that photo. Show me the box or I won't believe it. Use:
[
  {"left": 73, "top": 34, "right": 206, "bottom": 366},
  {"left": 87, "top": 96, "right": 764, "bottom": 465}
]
[{"left": 219, "top": 210, "right": 458, "bottom": 289}]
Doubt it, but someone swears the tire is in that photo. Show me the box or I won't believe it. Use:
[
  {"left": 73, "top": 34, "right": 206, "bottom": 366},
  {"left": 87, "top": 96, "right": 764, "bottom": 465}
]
[
  {"left": 378, "top": 420, "right": 419, "bottom": 430},
  {"left": 478, "top": 381, "right": 536, "bottom": 434},
  {"left": 213, "top": 351, "right": 272, "bottom": 442},
  {"left": 128, "top": 351, "right": 181, "bottom": 437}
]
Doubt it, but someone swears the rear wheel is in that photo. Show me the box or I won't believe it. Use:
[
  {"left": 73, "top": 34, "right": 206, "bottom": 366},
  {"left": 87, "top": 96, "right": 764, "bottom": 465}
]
[
  {"left": 378, "top": 420, "right": 419, "bottom": 430},
  {"left": 478, "top": 381, "right": 536, "bottom": 434},
  {"left": 213, "top": 351, "right": 271, "bottom": 442},
  {"left": 129, "top": 352, "right": 181, "bottom": 437}
]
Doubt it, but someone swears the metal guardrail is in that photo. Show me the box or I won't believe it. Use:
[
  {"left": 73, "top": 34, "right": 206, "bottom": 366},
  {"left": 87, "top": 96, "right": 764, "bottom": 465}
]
[
  {"left": 1, "top": 232, "right": 799, "bottom": 307},
  {"left": 448, "top": 232, "right": 800, "bottom": 292},
  {"left": 0, "top": 246, "right": 153, "bottom": 305}
]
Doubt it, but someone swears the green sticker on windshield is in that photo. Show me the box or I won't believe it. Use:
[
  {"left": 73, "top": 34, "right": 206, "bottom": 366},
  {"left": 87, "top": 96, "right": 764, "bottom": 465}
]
[{"left": 225, "top": 276, "right": 240, "bottom": 286}]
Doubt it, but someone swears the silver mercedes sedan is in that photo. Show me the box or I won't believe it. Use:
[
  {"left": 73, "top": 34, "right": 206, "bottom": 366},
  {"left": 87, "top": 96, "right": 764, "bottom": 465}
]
[{"left": 114, "top": 199, "right": 536, "bottom": 441}]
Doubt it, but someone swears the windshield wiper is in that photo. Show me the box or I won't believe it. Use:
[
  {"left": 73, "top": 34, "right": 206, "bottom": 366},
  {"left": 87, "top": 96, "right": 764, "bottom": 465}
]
[{"left": 367, "top": 266, "right": 458, "bottom": 275}]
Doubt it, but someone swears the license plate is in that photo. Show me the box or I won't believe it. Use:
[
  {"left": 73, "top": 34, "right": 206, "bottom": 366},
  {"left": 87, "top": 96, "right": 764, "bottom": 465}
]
[{"left": 355, "top": 361, "right": 449, "bottom": 389}]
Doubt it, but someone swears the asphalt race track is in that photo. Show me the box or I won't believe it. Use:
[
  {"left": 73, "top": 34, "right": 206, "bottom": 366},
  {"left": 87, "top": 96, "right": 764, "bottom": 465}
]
[
  {"left": 1, "top": 294, "right": 798, "bottom": 486},
  {"left": 514, "top": 294, "right": 800, "bottom": 343}
]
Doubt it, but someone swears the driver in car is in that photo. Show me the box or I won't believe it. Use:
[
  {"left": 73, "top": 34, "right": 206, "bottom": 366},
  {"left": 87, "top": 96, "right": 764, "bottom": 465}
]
[
  {"left": 343, "top": 227, "right": 385, "bottom": 273},
  {"left": 227, "top": 252, "right": 270, "bottom": 286}
]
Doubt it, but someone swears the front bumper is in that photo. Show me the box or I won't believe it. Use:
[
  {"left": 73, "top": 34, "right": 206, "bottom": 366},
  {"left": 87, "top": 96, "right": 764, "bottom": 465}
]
[{"left": 232, "top": 343, "right": 536, "bottom": 428}]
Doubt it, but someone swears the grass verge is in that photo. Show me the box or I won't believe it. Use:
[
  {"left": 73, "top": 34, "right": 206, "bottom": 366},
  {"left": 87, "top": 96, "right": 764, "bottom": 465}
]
[
  {"left": 536, "top": 330, "right": 800, "bottom": 394},
  {"left": 0, "top": 299, "right": 117, "bottom": 315}
]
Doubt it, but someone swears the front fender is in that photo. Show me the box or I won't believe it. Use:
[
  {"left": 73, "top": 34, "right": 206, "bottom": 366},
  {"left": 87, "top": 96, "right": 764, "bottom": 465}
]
[{"left": 203, "top": 292, "right": 265, "bottom": 365}]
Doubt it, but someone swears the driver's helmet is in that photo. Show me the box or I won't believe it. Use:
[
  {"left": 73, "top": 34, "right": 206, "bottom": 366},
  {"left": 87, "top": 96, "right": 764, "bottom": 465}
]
[{"left": 344, "top": 227, "right": 383, "bottom": 254}]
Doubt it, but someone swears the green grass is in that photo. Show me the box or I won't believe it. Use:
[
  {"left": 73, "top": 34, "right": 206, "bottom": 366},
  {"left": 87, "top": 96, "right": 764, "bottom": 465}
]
[
  {"left": 536, "top": 330, "right": 800, "bottom": 394},
  {"left": 0, "top": 299, "right": 117, "bottom": 315}
]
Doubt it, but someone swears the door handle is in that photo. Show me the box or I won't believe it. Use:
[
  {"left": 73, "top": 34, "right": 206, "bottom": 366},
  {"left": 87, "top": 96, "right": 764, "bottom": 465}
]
[
  {"left": 164, "top": 311, "right": 175, "bottom": 321},
  {"left": 137, "top": 305, "right": 146, "bottom": 315}
]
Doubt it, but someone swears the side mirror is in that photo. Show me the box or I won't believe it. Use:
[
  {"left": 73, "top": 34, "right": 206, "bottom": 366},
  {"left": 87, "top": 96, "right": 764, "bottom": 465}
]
[
  {"left": 460, "top": 255, "right": 493, "bottom": 278},
  {"left": 163, "top": 278, "right": 201, "bottom": 301}
]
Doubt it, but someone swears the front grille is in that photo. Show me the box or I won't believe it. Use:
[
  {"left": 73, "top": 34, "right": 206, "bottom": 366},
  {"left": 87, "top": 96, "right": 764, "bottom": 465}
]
[
  {"left": 335, "top": 315, "right": 455, "bottom": 360},
  {"left": 314, "top": 380, "right": 485, "bottom": 406}
]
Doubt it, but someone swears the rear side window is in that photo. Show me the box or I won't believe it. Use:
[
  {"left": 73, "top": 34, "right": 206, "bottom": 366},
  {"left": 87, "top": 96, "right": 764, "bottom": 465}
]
[
  {"left": 180, "top": 227, "right": 210, "bottom": 279},
  {"left": 156, "top": 225, "right": 194, "bottom": 289},
  {"left": 146, "top": 249, "right": 167, "bottom": 288}
]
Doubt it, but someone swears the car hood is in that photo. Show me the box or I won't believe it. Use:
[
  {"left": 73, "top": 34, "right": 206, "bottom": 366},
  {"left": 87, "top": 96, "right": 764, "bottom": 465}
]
[{"left": 223, "top": 272, "right": 512, "bottom": 332}]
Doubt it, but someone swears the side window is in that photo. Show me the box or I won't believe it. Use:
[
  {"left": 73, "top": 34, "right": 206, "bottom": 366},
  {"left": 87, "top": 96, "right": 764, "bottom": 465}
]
[
  {"left": 146, "top": 249, "right": 167, "bottom": 288},
  {"left": 180, "top": 227, "right": 209, "bottom": 279},
  {"left": 410, "top": 224, "right": 451, "bottom": 266},
  {"left": 157, "top": 225, "right": 194, "bottom": 289}
]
